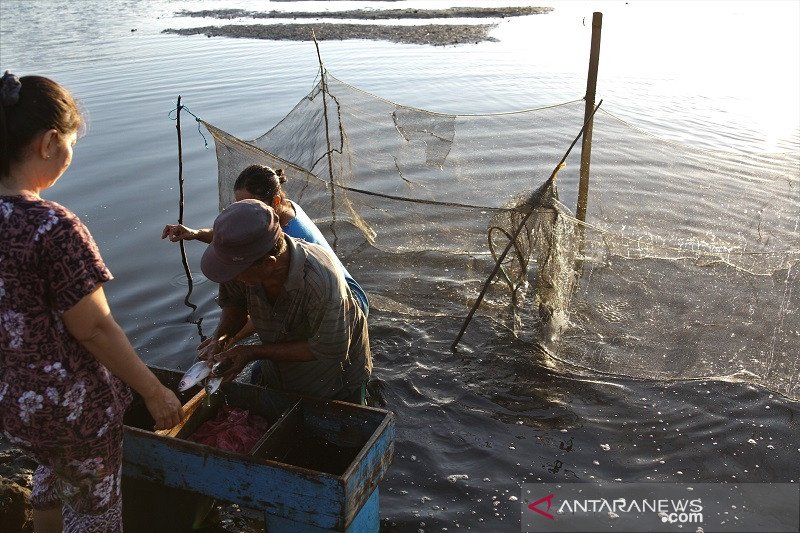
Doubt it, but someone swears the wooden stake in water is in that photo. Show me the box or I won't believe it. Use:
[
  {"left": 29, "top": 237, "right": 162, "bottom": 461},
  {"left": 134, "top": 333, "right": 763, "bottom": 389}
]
[
  {"left": 451, "top": 100, "right": 603, "bottom": 351},
  {"left": 312, "top": 29, "right": 340, "bottom": 250},
  {"left": 175, "top": 96, "right": 199, "bottom": 319},
  {"left": 577, "top": 12, "right": 603, "bottom": 223}
]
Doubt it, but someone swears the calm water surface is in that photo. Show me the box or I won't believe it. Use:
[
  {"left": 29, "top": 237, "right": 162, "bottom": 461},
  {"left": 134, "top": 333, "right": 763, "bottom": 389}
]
[{"left": 1, "top": 1, "right": 798, "bottom": 530}]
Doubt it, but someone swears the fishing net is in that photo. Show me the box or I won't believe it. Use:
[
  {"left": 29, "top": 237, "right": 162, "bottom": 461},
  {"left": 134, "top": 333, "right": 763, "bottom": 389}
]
[{"left": 200, "top": 72, "right": 800, "bottom": 400}]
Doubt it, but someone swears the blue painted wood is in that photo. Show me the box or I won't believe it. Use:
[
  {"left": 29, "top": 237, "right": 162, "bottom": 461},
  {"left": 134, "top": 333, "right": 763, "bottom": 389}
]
[
  {"left": 123, "top": 366, "right": 395, "bottom": 532},
  {"left": 264, "top": 488, "right": 380, "bottom": 533},
  {"left": 344, "top": 419, "right": 395, "bottom": 525},
  {"left": 123, "top": 430, "right": 343, "bottom": 528}
]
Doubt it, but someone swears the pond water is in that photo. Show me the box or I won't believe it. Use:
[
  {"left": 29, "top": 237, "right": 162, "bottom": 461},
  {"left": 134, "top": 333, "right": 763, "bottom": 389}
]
[{"left": 1, "top": 1, "right": 798, "bottom": 531}]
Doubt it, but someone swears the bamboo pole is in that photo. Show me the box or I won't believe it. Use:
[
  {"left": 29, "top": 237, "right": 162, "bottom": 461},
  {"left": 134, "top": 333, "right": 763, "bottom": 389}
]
[
  {"left": 177, "top": 96, "right": 184, "bottom": 225},
  {"left": 576, "top": 12, "right": 603, "bottom": 223}
]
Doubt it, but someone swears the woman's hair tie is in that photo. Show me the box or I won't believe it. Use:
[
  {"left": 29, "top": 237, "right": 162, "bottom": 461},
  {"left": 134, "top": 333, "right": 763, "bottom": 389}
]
[
  {"left": 0, "top": 71, "right": 22, "bottom": 107},
  {"left": 276, "top": 168, "right": 288, "bottom": 184}
]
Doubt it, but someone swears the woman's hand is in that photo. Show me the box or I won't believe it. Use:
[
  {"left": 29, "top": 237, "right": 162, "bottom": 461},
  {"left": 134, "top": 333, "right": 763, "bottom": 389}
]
[
  {"left": 162, "top": 224, "right": 199, "bottom": 242},
  {"left": 63, "top": 286, "right": 185, "bottom": 431},
  {"left": 142, "top": 384, "right": 184, "bottom": 430}
]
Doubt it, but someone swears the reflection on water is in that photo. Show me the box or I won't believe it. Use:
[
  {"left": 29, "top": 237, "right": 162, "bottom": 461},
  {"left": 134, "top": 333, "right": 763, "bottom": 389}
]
[
  {"left": 1, "top": 1, "right": 798, "bottom": 531},
  {"left": 169, "top": 272, "right": 210, "bottom": 288}
]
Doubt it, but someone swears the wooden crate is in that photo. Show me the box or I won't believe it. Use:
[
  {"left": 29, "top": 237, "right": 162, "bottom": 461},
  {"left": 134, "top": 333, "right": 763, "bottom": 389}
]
[{"left": 122, "top": 366, "right": 394, "bottom": 532}]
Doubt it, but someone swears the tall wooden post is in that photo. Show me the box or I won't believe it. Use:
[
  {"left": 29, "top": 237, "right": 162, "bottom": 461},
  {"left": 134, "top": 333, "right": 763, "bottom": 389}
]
[
  {"left": 577, "top": 12, "right": 602, "bottom": 222},
  {"left": 312, "top": 30, "right": 339, "bottom": 249},
  {"left": 174, "top": 96, "right": 200, "bottom": 325}
]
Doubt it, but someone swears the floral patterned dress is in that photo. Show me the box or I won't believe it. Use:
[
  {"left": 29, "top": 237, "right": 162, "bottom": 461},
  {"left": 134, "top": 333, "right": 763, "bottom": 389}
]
[{"left": 0, "top": 193, "right": 131, "bottom": 531}]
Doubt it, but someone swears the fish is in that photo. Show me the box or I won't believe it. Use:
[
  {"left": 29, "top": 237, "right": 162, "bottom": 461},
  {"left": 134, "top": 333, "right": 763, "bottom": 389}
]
[
  {"left": 178, "top": 360, "right": 212, "bottom": 392},
  {"left": 205, "top": 376, "right": 223, "bottom": 395},
  {"left": 204, "top": 360, "right": 234, "bottom": 395}
]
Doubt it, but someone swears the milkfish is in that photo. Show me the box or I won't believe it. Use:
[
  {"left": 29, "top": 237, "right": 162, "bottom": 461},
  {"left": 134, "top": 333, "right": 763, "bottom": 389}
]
[
  {"left": 178, "top": 360, "right": 212, "bottom": 392},
  {"left": 205, "top": 376, "right": 223, "bottom": 395},
  {"left": 205, "top": 360, "right": 234, "bottom": 395}
]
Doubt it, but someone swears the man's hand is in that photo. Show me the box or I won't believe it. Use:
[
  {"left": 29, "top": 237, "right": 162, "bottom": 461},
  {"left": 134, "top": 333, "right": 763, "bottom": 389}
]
[
  {"left": 210, "top": 345, "right": 255, "bottom": 382},
  {"left": 197, "top": 337, "right": 225, "bottom": 361}
]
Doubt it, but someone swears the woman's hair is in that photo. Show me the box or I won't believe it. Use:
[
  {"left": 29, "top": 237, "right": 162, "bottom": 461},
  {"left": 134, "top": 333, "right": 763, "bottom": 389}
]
[
  {"left": 233, "top": 164, "right": 287, "bottom": 202},
  {"left": 0, "top": 73, "right": 83, "bottom": 177},
  {"left": 252, "top": 233, "right": 288, "bottom": 266}
]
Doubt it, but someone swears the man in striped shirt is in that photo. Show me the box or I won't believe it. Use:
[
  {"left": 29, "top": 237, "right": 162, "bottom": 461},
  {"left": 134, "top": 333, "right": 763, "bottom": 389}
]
[{"left": 197, "top": 199, "right": 371, "bottom": 403}]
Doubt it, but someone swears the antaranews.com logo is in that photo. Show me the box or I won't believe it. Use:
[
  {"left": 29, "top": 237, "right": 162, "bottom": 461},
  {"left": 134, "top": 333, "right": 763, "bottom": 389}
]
[
  {"left": 521, "top": 483, "right": 799, "bottom": 532},
  {"left": 528, "top": 493, "right": 556, "bottom": 520}
]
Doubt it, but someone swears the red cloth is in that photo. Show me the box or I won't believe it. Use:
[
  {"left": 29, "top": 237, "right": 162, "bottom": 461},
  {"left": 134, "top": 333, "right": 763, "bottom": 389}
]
[{"left": 189, "top": 406, "right": 269, "bottom": 454}]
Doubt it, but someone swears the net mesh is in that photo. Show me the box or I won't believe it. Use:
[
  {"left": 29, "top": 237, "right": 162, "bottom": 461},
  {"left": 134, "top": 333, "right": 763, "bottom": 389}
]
[{"left": 201, "top": 72, "right": 800, "bottom": 399}]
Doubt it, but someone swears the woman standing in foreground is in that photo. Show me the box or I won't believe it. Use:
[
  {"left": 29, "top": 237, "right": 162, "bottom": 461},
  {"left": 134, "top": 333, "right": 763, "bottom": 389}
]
[{"left": 0, "top": 72, "right": 183, "bottom": 532}]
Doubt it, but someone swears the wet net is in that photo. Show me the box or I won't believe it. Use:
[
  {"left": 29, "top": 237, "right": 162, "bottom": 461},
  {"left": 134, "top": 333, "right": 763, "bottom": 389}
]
[{"left": 200, "top": 72, "right": 800, "bottom": 400}]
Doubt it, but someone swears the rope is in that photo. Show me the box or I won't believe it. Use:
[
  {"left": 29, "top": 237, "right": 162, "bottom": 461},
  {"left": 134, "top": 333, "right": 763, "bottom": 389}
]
[
  {"left": 325, "top": 72, "right": 585, "bottom": 118},
  {"left": 169, "top": 104, "right": 209, "bottom": 149}
]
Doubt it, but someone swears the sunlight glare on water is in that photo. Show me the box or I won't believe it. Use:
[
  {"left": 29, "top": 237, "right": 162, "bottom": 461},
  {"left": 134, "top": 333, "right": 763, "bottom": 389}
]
[{"left": 525, "top": 0, "right": 800, "bottom": 152}]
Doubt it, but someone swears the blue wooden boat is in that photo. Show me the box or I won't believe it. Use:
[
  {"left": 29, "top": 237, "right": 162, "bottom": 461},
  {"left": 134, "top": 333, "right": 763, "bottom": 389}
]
[{"left": 122, "top": 365, "right": 395, "bottom": 532}]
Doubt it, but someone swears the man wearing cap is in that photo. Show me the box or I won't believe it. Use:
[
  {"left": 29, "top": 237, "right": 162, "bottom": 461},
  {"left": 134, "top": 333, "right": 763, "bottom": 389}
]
[{"left": 198, "top": 199, "right": 371, "bottom": 404}]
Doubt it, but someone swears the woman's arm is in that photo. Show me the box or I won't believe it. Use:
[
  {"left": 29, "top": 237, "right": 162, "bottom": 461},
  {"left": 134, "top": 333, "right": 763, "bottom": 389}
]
[
  {"left": 62, "top": 286, "right": 184, "bottom": 430},
  {"left": 162, "top": 224, "right": 213, "bottom": 244}
]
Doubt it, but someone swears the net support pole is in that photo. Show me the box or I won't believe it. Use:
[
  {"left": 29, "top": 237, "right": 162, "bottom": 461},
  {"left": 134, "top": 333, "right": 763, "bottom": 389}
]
[
  {"left": 176, "top": 96, "right": 184, "bottom": 223},
  {"left": 576, "top": 12, "right": 602, "bottom": 223},
  {"left": 312, "top": 30, "right": 339, "bottom": 248},
  {"left": 175, "top": 96, "right": 198, "bottom": 317}
]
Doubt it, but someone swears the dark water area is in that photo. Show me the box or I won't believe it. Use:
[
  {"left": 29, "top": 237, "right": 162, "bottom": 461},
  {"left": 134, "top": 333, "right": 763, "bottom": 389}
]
[
  {"left": 1, "top": 1, "right": 799, "bottom": 531},
  {"left": 374, "top": 316, "right": 799, "bottom": 530}
]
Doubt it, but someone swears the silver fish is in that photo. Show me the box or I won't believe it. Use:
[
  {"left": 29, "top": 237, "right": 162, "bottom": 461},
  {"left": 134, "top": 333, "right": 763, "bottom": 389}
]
[
  {"left": 205, "top": 376, "right": 223, "bottom": 395},
  {"left": 178, "top": 360, "right": 212, "bottom": 392},
  {"left": 204, "top": 360, "right": 233, "bottom": 395}
]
